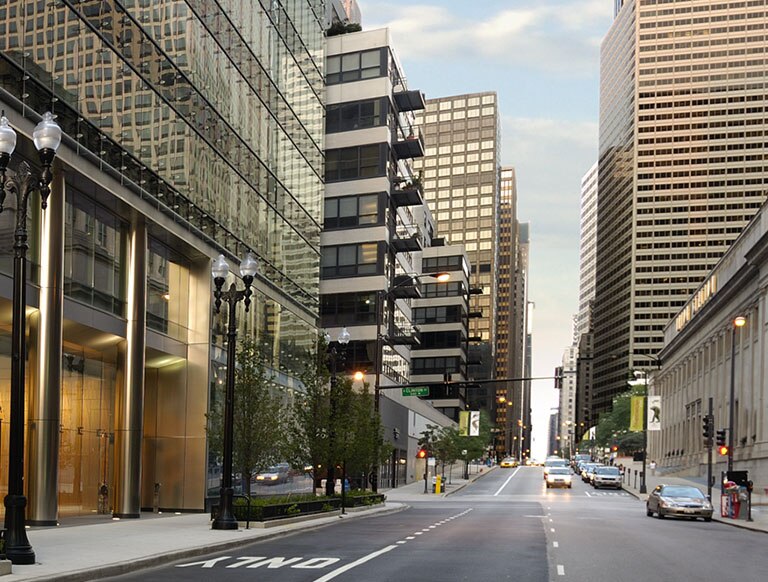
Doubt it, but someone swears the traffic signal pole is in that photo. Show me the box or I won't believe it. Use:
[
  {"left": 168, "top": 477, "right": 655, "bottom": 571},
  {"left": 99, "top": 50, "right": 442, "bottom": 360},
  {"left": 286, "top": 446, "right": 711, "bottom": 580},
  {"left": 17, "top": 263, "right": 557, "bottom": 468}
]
[{"left": 707, "top": 398, "right": 713, "bottom": 501}]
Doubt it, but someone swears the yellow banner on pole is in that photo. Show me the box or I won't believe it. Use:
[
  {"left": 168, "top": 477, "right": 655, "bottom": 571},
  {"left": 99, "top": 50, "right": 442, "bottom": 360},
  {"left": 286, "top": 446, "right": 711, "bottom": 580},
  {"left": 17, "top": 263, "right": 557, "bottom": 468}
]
[
  {"left": 630, "top": 395, "right": 645, "bottom": 432},
  {"left": 459, "top": 411, "right": 469, "bottom": 436}
]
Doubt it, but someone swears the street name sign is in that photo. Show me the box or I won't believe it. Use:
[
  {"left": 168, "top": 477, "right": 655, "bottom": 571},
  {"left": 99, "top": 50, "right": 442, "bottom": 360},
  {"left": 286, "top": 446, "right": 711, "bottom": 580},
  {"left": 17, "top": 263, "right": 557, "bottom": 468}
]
[{"left": 402, "top": 386, "right": 429, "bottom": 396}]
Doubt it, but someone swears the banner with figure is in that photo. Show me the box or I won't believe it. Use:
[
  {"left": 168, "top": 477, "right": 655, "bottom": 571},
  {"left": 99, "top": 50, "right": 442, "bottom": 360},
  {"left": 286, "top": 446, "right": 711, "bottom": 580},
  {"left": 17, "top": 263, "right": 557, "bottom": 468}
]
[
  {"left": 459, "top": 411, "right": 469, "bottom": 436},
  {"left": 647, "top": 395, "right": 661, "bottom": 431},
  {"left": 630, "top": 396, "right": 645, "bottom": 432},
  {"left": 469, "top": 411, "right": 480, "bottom": 436}
]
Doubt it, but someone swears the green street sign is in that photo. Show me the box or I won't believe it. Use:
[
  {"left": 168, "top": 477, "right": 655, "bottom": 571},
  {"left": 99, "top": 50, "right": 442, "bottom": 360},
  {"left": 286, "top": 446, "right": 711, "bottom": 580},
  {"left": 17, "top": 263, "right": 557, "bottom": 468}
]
[{"left": 402, "top": 386, "right": 429, "bottom": 397}]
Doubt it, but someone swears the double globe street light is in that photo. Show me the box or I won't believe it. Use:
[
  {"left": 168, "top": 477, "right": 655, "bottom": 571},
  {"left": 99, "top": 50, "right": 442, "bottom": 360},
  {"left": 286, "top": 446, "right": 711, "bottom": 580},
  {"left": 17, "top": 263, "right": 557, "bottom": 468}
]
[
  {"left": 0, "top": 111, "right": 62, "bottom": 564},
  {"left": 210, "top": 252, "right": 258, "bottom": 530}
]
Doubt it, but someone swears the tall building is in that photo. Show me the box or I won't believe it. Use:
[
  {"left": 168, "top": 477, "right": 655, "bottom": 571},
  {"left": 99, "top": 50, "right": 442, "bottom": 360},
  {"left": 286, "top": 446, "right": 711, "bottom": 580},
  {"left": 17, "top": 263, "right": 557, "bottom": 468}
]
[
  {"left": 322, "top": 28, "right": 456, "bottom": 488},
  {"left": 414, "top": 92, "right": 501, "bottom": 419},
  {"left": 575, "top": 163, "right": 597, "bottom": 440},
  {"left": 0, "top": 2, "right": 325, "bottom": 520},
  {"left": 594, "top": 0, "right": 768, "bottom": 418},
  {"left": 557, "top": 346, "right": 578, "bottom": 458},
  {"left": 494, "top": 168, "right": 528, "bottom": 457}
]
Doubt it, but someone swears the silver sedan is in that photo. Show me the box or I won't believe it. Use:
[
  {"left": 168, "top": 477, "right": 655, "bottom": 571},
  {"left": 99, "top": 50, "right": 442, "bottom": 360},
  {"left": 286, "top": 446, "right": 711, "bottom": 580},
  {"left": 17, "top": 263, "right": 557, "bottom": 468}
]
[{"left": 646, "top": 484, "right": 713, "bottom": 521}]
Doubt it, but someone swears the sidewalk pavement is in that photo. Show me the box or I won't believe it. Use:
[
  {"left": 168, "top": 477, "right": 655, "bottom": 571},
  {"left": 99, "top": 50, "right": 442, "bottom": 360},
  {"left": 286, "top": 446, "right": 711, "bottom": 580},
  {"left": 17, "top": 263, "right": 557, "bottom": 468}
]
[
  {"left": 619, "top": 459, "right": 768, "bottom": 534},
  {"left": 0, "top": 465, "right": 494, "bottom": 581}
]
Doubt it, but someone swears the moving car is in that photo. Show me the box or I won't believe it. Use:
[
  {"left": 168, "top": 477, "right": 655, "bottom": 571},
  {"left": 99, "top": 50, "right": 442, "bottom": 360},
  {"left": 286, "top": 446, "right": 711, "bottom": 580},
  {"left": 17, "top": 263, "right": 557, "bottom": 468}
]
[
  {"left": 646, "top": 484, "right": 713, "bottom": 521},
  {"left": 592, "top": 466, "right": 622, "bottom": 489},
  {"left": 500, "top": 457, "right": 518, "bottom": 468},
  {"left": 543, "top": 457, "right": 569, "bottom": 480},
  {"left": 545, "top": 467, "right": 572, "bottom": 488},
  {"left": 254, "top": 463, "right": 292, "bottom": 485}
]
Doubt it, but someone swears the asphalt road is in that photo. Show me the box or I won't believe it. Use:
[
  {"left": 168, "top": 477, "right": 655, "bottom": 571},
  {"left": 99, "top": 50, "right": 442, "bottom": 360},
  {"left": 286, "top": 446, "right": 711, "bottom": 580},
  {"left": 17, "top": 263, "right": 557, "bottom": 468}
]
[{"left": 105, "top": 466, "right": 768, "bottom": 582}]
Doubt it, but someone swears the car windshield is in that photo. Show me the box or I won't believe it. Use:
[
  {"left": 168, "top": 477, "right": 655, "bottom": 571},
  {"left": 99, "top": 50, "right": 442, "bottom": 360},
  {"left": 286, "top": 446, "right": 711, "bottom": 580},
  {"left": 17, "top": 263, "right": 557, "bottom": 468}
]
[
  {"left": 545, "top": 459, "right": 568, "bottom": 467},
  {"left": 549, "top": 468, "right": 570, "bottom": 475},
  {"left": 597, "top": 467, "right": 620, "bottom": 475},
  {"left": 661, "top": 486, "right": 706, "bottom": 498}
]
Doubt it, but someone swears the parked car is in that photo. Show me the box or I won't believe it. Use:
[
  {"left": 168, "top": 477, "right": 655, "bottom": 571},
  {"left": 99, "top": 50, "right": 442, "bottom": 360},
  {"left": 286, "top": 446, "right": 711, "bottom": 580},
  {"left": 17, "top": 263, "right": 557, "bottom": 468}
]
[
  {"left": 586, "top": 464, "right": 604, "bottom": 485},
  {"left": 254, "top": 463, "right": 292, "bottom": 485},
  {"left": 580, "top": 462, "right": 600, "bottom": 482},
  {"left": 500, "top": 457, "right": 518, "bottom": 468},
  {"left": 545, "top": 467, "right": 572, "bottom": 489},
  {"left": 592, "top": 466, "right": 622, "bottom": 489},
  {"left": 646, "top": 484, "right": 713, "bottom": 521}
]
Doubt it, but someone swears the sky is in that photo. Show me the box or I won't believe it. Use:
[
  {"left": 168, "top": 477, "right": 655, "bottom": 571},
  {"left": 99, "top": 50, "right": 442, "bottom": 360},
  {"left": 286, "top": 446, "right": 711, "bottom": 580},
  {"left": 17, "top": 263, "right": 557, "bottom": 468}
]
[{"left": 365, "top": 0, "right": 614, "bottom": 459}]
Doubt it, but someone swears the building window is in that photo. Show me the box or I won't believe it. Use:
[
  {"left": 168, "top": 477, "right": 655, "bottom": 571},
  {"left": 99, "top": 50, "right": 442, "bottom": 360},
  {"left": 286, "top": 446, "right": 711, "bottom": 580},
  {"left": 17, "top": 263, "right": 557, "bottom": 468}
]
[
  {"left": 412, "top": 356, "right": 461, "bottom": 375},
  {"left": 415, "top": 331, "right": 463, "bottom": 350},
  {"left": 422, "top": 281, "right": 466, "bottom": 298},
  {"left": 326, "top": 48, "right": 386, "bottom": 85},
  {"left": 413, "top": 305, "right": 464, "bottom": 324},
  {"left": 423, "top": 255, "right": 465, "bottom": 272},
  {"left": 325, "top": 144, "right": 387, "bottom": 182},
  {"left": 326, "top": 98, "right": 387, "bottom": 133},
  {"left": 324, "top": 193, "right": 382, "bottom": 229},
  {"left": 321, "top": 243, "right": 379, "bottom": 278},
  {"left": 321, "top": 291, "right": 377, "bottom": 326}
]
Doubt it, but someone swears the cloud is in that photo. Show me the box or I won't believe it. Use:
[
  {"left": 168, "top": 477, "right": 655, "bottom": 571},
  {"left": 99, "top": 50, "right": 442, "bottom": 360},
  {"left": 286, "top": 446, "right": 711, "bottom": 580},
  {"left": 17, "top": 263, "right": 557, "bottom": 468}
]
[{"left": 366, "top": 1, "right": 612, "bottom": 76}]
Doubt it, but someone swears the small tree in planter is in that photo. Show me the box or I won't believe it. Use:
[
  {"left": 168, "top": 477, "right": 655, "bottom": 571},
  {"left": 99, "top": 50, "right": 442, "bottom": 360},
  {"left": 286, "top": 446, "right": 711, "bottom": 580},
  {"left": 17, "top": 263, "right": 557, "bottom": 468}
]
[{"left": 207, "top": 335, "right": 286, "bottom": 495}]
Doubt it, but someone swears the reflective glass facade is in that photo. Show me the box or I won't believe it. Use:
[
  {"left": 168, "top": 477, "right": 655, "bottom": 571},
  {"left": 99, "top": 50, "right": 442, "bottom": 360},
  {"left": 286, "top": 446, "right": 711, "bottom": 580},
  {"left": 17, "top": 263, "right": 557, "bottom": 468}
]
[{"left": 0, "top": 0, "right": 324, "bottom": 312}]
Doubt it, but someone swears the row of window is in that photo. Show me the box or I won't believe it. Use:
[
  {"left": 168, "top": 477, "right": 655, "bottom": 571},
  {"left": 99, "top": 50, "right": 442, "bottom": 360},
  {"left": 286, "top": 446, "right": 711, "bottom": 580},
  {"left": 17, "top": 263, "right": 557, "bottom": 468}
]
[
  {"left": 325, "top": 144, "right": 387, "bottom": 182},
  {"left": 323, "top": 193, "right": 382, "bottom": 229},
  {"left": 320, "top": 242, "right": 380, "bottom": 278},
  {"left": 411, "top": 356, "right": 462, "bottom": 375},
  {"left": 326, "top": 48, "right": 387, "bottom": 85},
  {"left": 326, "top": 98, "right": 388, "bottom": 134}
]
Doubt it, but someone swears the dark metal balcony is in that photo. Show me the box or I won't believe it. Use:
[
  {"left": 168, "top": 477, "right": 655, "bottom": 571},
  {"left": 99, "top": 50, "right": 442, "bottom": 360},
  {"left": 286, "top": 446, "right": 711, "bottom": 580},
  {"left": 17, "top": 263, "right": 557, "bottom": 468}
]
[
  {"left": 390, "top": 275, "right": 420, "bottom": 298},
  {"left": 392, "top": 128, "right": 425, "bottom": 160},
  {"left": 468, "top": 311, "right": 483, "bottom": 319},
  {"left": 391, "top": 182, "right": 423, "bottom": 207},
  {"left": 468, "top": 335, "right": 483, "bottom": 343},
  {"left": 393, "top": 89, "right": 426, "bottom": 112},
  {"left": 388, "top": 330, "right": 420, "bottom": 346},
  {"left": 391, "top": 233, "right": 422, "bottom": 253}
]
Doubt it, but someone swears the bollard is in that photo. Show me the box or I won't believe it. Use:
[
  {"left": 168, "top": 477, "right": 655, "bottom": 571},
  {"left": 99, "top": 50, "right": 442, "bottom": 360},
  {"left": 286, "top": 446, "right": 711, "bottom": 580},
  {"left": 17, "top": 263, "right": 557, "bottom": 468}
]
[{"left": 153, "top": 482, "right": 161, "bottom": 513}]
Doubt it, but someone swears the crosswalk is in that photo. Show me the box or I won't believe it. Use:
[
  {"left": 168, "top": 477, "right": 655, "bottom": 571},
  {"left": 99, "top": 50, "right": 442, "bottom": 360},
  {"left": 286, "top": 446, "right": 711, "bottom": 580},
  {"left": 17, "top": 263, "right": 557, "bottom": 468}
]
[{"left": 584, "top": 490, "right": 630, "bottom": 497}]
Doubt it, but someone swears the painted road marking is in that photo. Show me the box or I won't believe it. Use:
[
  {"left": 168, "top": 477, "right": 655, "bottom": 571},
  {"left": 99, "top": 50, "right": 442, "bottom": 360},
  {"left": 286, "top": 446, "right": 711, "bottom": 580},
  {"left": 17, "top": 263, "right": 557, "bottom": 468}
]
[
  {"left": 493, "top": 467, "right": 521, "bottom": 496},
  {"left": 557, "top": 565, "right": 565, "bottom": 576},
  {"left": 312, "top": 546, "right": 398, "bottom": 582},
  {"left": 553, "top": 542, "right": 559, "bottom": 548}
]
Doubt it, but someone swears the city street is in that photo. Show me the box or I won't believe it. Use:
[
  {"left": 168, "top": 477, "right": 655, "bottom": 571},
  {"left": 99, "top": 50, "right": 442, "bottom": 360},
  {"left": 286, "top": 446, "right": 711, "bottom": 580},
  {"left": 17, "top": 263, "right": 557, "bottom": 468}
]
[{"left": 101, "top": 467, "right": 768, "bottom": 581}]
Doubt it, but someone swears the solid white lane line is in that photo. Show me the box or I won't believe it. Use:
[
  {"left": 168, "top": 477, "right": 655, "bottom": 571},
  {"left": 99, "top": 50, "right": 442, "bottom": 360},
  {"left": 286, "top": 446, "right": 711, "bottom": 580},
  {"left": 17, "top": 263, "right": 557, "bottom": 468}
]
[
  {"left": 557, "top": 565, "right": 565, "bottom": 576},
  {"left": 493, "top": 467, "right": 521, "bottom": 496},
  {"left": 313, "top": 545, "right": 399, "bottom": 582}
]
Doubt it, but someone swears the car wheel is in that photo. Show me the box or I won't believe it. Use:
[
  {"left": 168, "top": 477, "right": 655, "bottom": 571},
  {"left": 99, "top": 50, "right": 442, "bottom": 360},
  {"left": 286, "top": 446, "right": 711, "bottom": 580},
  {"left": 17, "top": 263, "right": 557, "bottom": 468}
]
[
  {"left": 704, "top": 517, "right": 712, "bottom": 522},
  {"left": 656, "top": 510, "right": 665, "bottom": 519},
  {"left": 646, "top": 505, "right": 653, "bottom": 517}
]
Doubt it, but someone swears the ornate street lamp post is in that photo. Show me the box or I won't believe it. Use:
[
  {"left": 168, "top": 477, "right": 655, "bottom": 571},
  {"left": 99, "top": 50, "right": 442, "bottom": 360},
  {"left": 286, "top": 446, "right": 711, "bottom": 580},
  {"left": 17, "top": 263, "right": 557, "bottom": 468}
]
[
  {"left": 728, "top": 315, "right": 746, "bottom": 473},
  {"left": 0, "top": 111, "right": 62, "bottom": 564},
  {"left": 210, "top": 252, "right": 258, "bottom": 530}
]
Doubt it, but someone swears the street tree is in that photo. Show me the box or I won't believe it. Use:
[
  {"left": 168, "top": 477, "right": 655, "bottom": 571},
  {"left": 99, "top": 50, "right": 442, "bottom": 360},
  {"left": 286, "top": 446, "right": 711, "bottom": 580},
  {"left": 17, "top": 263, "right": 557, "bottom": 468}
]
[{"left": 207, "top": 335, "right": 286, "bottom": 495}]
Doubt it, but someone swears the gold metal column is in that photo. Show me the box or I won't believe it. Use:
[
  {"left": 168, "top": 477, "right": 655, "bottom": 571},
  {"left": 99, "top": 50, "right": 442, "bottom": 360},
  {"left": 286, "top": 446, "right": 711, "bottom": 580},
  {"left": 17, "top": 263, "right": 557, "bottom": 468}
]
[
  {"left": 27, "top": 165, "right": 65, "bottom": 525},
  {"left": 113, "top": 215, "right": 147, "bottom": 518}
]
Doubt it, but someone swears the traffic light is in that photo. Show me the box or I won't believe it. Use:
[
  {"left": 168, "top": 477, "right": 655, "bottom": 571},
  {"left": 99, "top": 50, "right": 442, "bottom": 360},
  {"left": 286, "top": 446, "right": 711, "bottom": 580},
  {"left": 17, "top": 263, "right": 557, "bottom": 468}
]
[
  {"left": 702, "top": 415, "right": 713, "bottom": 444},
  {"left": 416, "top": 448, "right": 427, "bottom": 459},
  {"left": 715, "top": 428, "right": 727, "bottom": 448},
  {"left": 718, "top": 445, "right": 729, "bottom": 456}
]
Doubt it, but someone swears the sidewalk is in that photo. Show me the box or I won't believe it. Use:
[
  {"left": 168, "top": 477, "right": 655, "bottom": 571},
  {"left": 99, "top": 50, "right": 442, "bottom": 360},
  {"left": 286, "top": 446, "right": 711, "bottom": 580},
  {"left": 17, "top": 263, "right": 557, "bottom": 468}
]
[
  {"left": 0, "top": 466, "right": 493, "bottom": 581},
  {"left": 620, "top": 460, "right": 768, "bottom": 534}
]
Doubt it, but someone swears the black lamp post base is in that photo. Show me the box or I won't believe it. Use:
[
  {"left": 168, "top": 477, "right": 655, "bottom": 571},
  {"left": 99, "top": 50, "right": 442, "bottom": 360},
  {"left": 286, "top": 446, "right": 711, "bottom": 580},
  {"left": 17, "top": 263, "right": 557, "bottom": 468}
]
[
  {"left": 211, "top": 487, "right": 238, "bottom": 530},
  {"left": 3, "top": 494, "right": 35, "bottom": 565}
]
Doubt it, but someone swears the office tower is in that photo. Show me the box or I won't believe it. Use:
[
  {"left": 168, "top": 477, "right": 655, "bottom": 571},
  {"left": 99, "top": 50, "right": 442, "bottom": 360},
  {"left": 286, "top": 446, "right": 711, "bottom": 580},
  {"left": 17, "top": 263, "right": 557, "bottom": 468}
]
[
  {"left": 557, "top": 346, "right": 578, "bottom": 458},
  {"left": 322, "top": 28, "right": 456, "bottom": 487},
  {"left": 575, "top": 163, "right": 597, "bottom": 439},
  {"left": 495, "top": 168, "right": 528, "bottom": 457},
  {"left": 0, "top": 2, "right": 324, "bottom": 520},
  {"left": 414, "top": 92, "right": 500, "bottom": 419},
  {"left": 594, "top": 0, "right": 768, "bottom": 417}
]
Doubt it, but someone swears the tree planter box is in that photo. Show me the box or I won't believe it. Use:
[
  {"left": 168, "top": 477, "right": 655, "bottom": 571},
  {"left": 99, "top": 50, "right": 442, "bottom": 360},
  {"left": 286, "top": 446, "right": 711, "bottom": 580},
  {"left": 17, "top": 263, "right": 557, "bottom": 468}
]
[
  {"left": 342, "top": 494, "right": 385, "bottom": 508},
  {"left": 213, "top": 498, "right": 342, "bottom": 522}
]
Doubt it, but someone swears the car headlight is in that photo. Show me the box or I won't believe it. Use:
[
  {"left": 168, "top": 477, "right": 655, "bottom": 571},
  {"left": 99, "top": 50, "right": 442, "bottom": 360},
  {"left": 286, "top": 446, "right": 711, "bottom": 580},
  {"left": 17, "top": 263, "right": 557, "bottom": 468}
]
[{"left": 660, "top": 499, "right": 678, "bottom": 508}]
